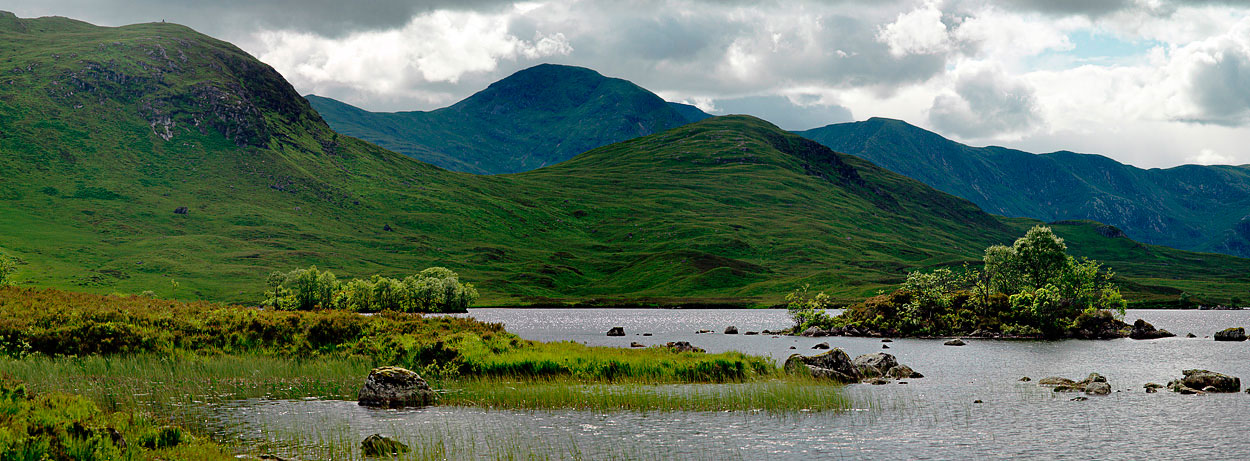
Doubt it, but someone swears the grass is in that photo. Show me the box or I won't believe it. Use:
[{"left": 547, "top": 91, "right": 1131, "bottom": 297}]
[
  {"left": 1, "top": 12, "right": 1243, "bottom": 308},
  {"left": 438, "top": 379, "right": 852, "bottom": 413},
  {"left": 0, "top": 376, "right": 231, "bottom": 460}
]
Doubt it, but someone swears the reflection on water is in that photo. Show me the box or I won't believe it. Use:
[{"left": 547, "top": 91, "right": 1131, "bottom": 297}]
[{"left": 204, "top": 309, "right": 1250, "bottom": 459}]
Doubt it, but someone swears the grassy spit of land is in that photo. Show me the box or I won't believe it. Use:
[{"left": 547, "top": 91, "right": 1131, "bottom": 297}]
[{"left": 0, "top": 286, "right": 849, "bottom": 459}]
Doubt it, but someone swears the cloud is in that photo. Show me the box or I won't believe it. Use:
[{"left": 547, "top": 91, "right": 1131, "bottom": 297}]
[
  {"left": 255, "top": 7, "right": 572, "bottom": 101},
  {"left": 1191, "top": 148, "right": 1236, "bottom": 164},
  {"left": 878, "top": 1, "right": 952, "bottom": 56},
  {"left": 994, "top": 0, "right": 1132, "bottom": 17},
  {"left": 1168, "top": 18, "right": 1250, "bottom": 125},
  {"left": 928, "top": 68, "right": 1042, "bottom": 138}
]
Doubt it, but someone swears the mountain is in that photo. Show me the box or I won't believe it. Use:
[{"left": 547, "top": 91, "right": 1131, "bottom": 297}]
[
  {"left": 0, "top": 12, "right": 1245, "bottom": 307},
  {"left": 306, "top": 64, "right": 711, "bottom": 174},
  {"left": 799, "top": 118, "right": 1250, "bottom": 258}
]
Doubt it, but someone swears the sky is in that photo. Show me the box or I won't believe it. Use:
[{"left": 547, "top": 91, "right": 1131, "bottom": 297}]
[{"left": 8, "top": 0, "right": 1250, "bottom": 168}]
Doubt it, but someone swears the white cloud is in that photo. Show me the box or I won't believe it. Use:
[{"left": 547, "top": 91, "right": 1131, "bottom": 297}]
[
  {"left": 254, "top": 8, "right": 572, "bottom": 100},
  {"left": 1191, "top": 148, "right": 1235, "bottom": 165},
  {"left": 878, "top": 0, "right": 953, "bottom": 57}
]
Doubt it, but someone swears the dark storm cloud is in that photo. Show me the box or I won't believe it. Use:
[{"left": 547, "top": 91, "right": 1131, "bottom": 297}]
[{"left": 996, "top": 0, "right": 1133, "bottom": 17}]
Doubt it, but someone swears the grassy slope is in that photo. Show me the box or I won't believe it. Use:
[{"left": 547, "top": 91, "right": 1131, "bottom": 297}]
[
  {"left": 0, "top": 13, "right": 1245, "bottom": 307},
  {"left": 799, "top": 118, "right": 1250, "bottom": 258},
  {"left": 306, "top": 63, "right": 698, "bottom": 174}
]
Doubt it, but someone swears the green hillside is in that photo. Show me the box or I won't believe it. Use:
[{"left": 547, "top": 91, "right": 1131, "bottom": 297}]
[
  {"left": 0, "top": 12, "right": 1246, "bottom": 307},
  {"left": 800, "top": 118, "right": 1250, "bottom": 258},
  {"left": 306, "top": 64, "right": 704, "bottom": 174}
]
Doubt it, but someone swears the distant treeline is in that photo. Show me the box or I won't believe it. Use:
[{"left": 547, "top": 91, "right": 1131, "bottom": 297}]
[{"left": 262, "top": 266, "right": 479, "bottom": 313}]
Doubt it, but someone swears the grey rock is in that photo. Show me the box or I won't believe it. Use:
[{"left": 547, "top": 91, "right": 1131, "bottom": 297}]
[
  {"left": 1038, "top": 377, "right": 1076, "bottom": 387},
  {"left": 358, "top": 366, "right": 435, "bottom": 408},
  {"left": 801, "top": 326, "right": 828, "bottom": 337},
  {"left": 606, "top": 326, "right": 625, "bottom": 336},
  {"left": 666, "top": 341, "right": 705, "bottom": 353},
  {"left": 853, "top": 352, "right": 899, "bottom": 378},
  {"left": 1085, "top": 382, "right": 1111, "bottom": 395},
  {"left": 886, "top": 364, "right": 923, "bottom": 379},
  {"left": 784, "top": 348, "right": 861, "bottom": 383},
  {"left": 812, "top": 342, "right": 830, "bottom": 350},
  {"left": 944, "top": 338, "right": 966, "bottom": 346}
]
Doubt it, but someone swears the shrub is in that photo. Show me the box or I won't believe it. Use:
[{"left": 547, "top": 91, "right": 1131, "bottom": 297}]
[
  {"left": 264, "top": 266, "right": 479, "bottom": 313},
  {"left": 0, "top": 252, "right": 14, "bottom": 287}
]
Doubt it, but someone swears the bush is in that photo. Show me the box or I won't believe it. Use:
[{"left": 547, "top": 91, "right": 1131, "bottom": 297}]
[{"left": 0, "top": 251, "right": 15, "bottom": 287}]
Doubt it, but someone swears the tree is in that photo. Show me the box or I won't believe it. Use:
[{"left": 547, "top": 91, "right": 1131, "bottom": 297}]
[
  {"left": 1012, "top": 226, "right": 1068, "bottom": 289},
  {"left": 786, "top": 284, "right": 832, "bottom": 329}
]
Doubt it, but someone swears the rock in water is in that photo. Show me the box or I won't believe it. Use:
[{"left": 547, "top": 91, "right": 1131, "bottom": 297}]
[
  {"left": 1019, "top": 377, "right": 1032, "bottom": 382},
  {"left": 1178, "top": 369, "right": 1241, "bottom": 392},
  {"left": 852, "top": 352, "right": 899, "bottom": 378},
  {"left": 1085, "top": 382, "right": 1111, "bottom": 395},
  {"left": 801, "top": 326, "right": 828, "bottom": 337},
  {"left": 666, "top": 341, "right": 705, "bottom": 353},
  {"left": 1129, "top": 319, "right": 1175, "bottom": 340},
  {"left": 630, "top": 342, "right": 644, "bottom": 348},
  {"left": 811, "top": 342, "right": 830, "bottom": 350},
  {"left": 1214, "top": 327, "right": 1246, "bottom": 341},
  {"left": 1038, "top": 377, "right": 1076, "bottom": 387},
  {"left": 358, "top": 366, "right": 435, "bottom": 408},
  {"left": 784, "top": 348, "right": 861, "bottom": 383},
  {"left": 361, "top": 434, "right": 410, "bottom": 457},
  {"left": 724, "top": 325, "right": 739, "bottom": 334},
  {"left": 606, "top": 326, "right": 625, "bottom": 336},
  {"left": 944, "top": 339, "right": 966, "bottom": 346}
]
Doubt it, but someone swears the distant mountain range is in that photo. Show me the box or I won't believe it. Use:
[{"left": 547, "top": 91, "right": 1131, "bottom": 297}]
[
  {"left": 314, "top": 63, "right": 1250, "bottom": 258},
  {"left": 799, "top": 118, "right": 1250, "bottom": 258},
  {"left": 307, "top": 64, "right": 710, "bottom": 174},
  {"left": 0, "top": 11, "right": 1246, "bottom": 307}
]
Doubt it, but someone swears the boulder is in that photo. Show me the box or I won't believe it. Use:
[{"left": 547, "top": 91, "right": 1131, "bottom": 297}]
[
  {"left": 1178, "top": 369, "right": 1240, "bottom": 392},
  {"left": 852, "top": 352, "right": 899, "bottom": 378},
  {"left": 1144, "top": 382, "right": 1163, "bottom": 390},
  {"left": 1071, "top": 396, "right": 1089, "bottom": 401},
  {"left": 944, "top": 339, "right": 966, "bottom": 346},
  {"left": 1186, "top": 333, "right": 1197, "bottom": 338},
  {"left": 1214, "top": 327, "right": 1246, "bottom": 341},
  {"left": 358, "top": 367, "right": 435, "bottom": 408},
  {"left": 784, "top": 348, "right": 861, "bottom": 383},
  {"left": 1129, "top": 319, "right": 1175, "bottom": 340},
  {"left": 724, "top": 326, "right": 739, "bottom": 334},
  {"left": 1019, "top": 377, "right": 1032, "bottom": 382},
  {"left": 801, "top": 326, "right": 828, "bottom": 337},
  {"left": 744, "top": 331, "right": 759, "bottom": 335},
  {"left": 1085, "top": 382, "right": 1111, "bottom": 395},
  {"left": 666, "top": 341, "right": 705, "bottom": 353},
  {"left": 882, "top": 344, "right": 890, "bottom": 349},
  {"left": 606, "top": 327, "right": 625, "bottom": 336},
  {"left": 630, "top": 342, "right": 644, "bottom": 348},
  {"left": 361, "top": 434, "right": 410, "bottom": 457},
  {"left": 811, "top": 342, "right": 830, "bottom": 350},
  {"left": 886, "top": 364, "right": 923, "bottom": 379},
  {"left": 867, "top": 377, "right": 890, "bottom": 385},
  {"left": 881, "top": 339, "right": 893, "bottom": 343}
]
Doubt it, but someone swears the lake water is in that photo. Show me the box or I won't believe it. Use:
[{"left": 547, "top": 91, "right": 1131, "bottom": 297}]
[{"left": 206, "top": 309, "right": 1250, "bottom": 459}]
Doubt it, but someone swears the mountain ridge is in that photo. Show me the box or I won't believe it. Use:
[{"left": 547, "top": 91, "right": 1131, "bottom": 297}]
[{"left": 799, "top": 118, "right": 1250, "bottom": 257}]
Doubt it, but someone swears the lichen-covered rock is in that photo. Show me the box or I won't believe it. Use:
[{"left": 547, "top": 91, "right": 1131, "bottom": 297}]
[
  {"left": 1038, "top": 377, "right": 1076, "bottom": 386},
  {"left": 1214, "top": 327, "right": 1246, "bottom": 341},
  {"left": 1085, "top": 381, "right": 1111, "bottom": 395},
  {"left": 361, "top": 434, "right": 410, "bottom": 457},
  {"left": 358, "top": 366, "right": 435, "bottom": 408}
]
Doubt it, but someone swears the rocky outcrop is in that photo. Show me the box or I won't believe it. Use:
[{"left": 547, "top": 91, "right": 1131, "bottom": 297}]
[
  {"left": 606, "top": 326, "right": 625, "bottom": 336},
  {"left": 1128, "top": 319, "right": 1174, "bottom": 340},
  {"left": 1169, "top": 369, "right": 1240, "bottom": 393},
  {"left": 361, "top": 434, "right": 410, "bottom": 457},
  {"left": 787, "top": 349, "right": 921, "bottom": 383},
  {"left": 1214, "top": 327, "right": 1246, "bottom": 341},
  {"left": 358, "top": 366, "right": 435, "bottom": 408},
  {"left": 785, "top": 349, "right": 860, "bottom": 383}
]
